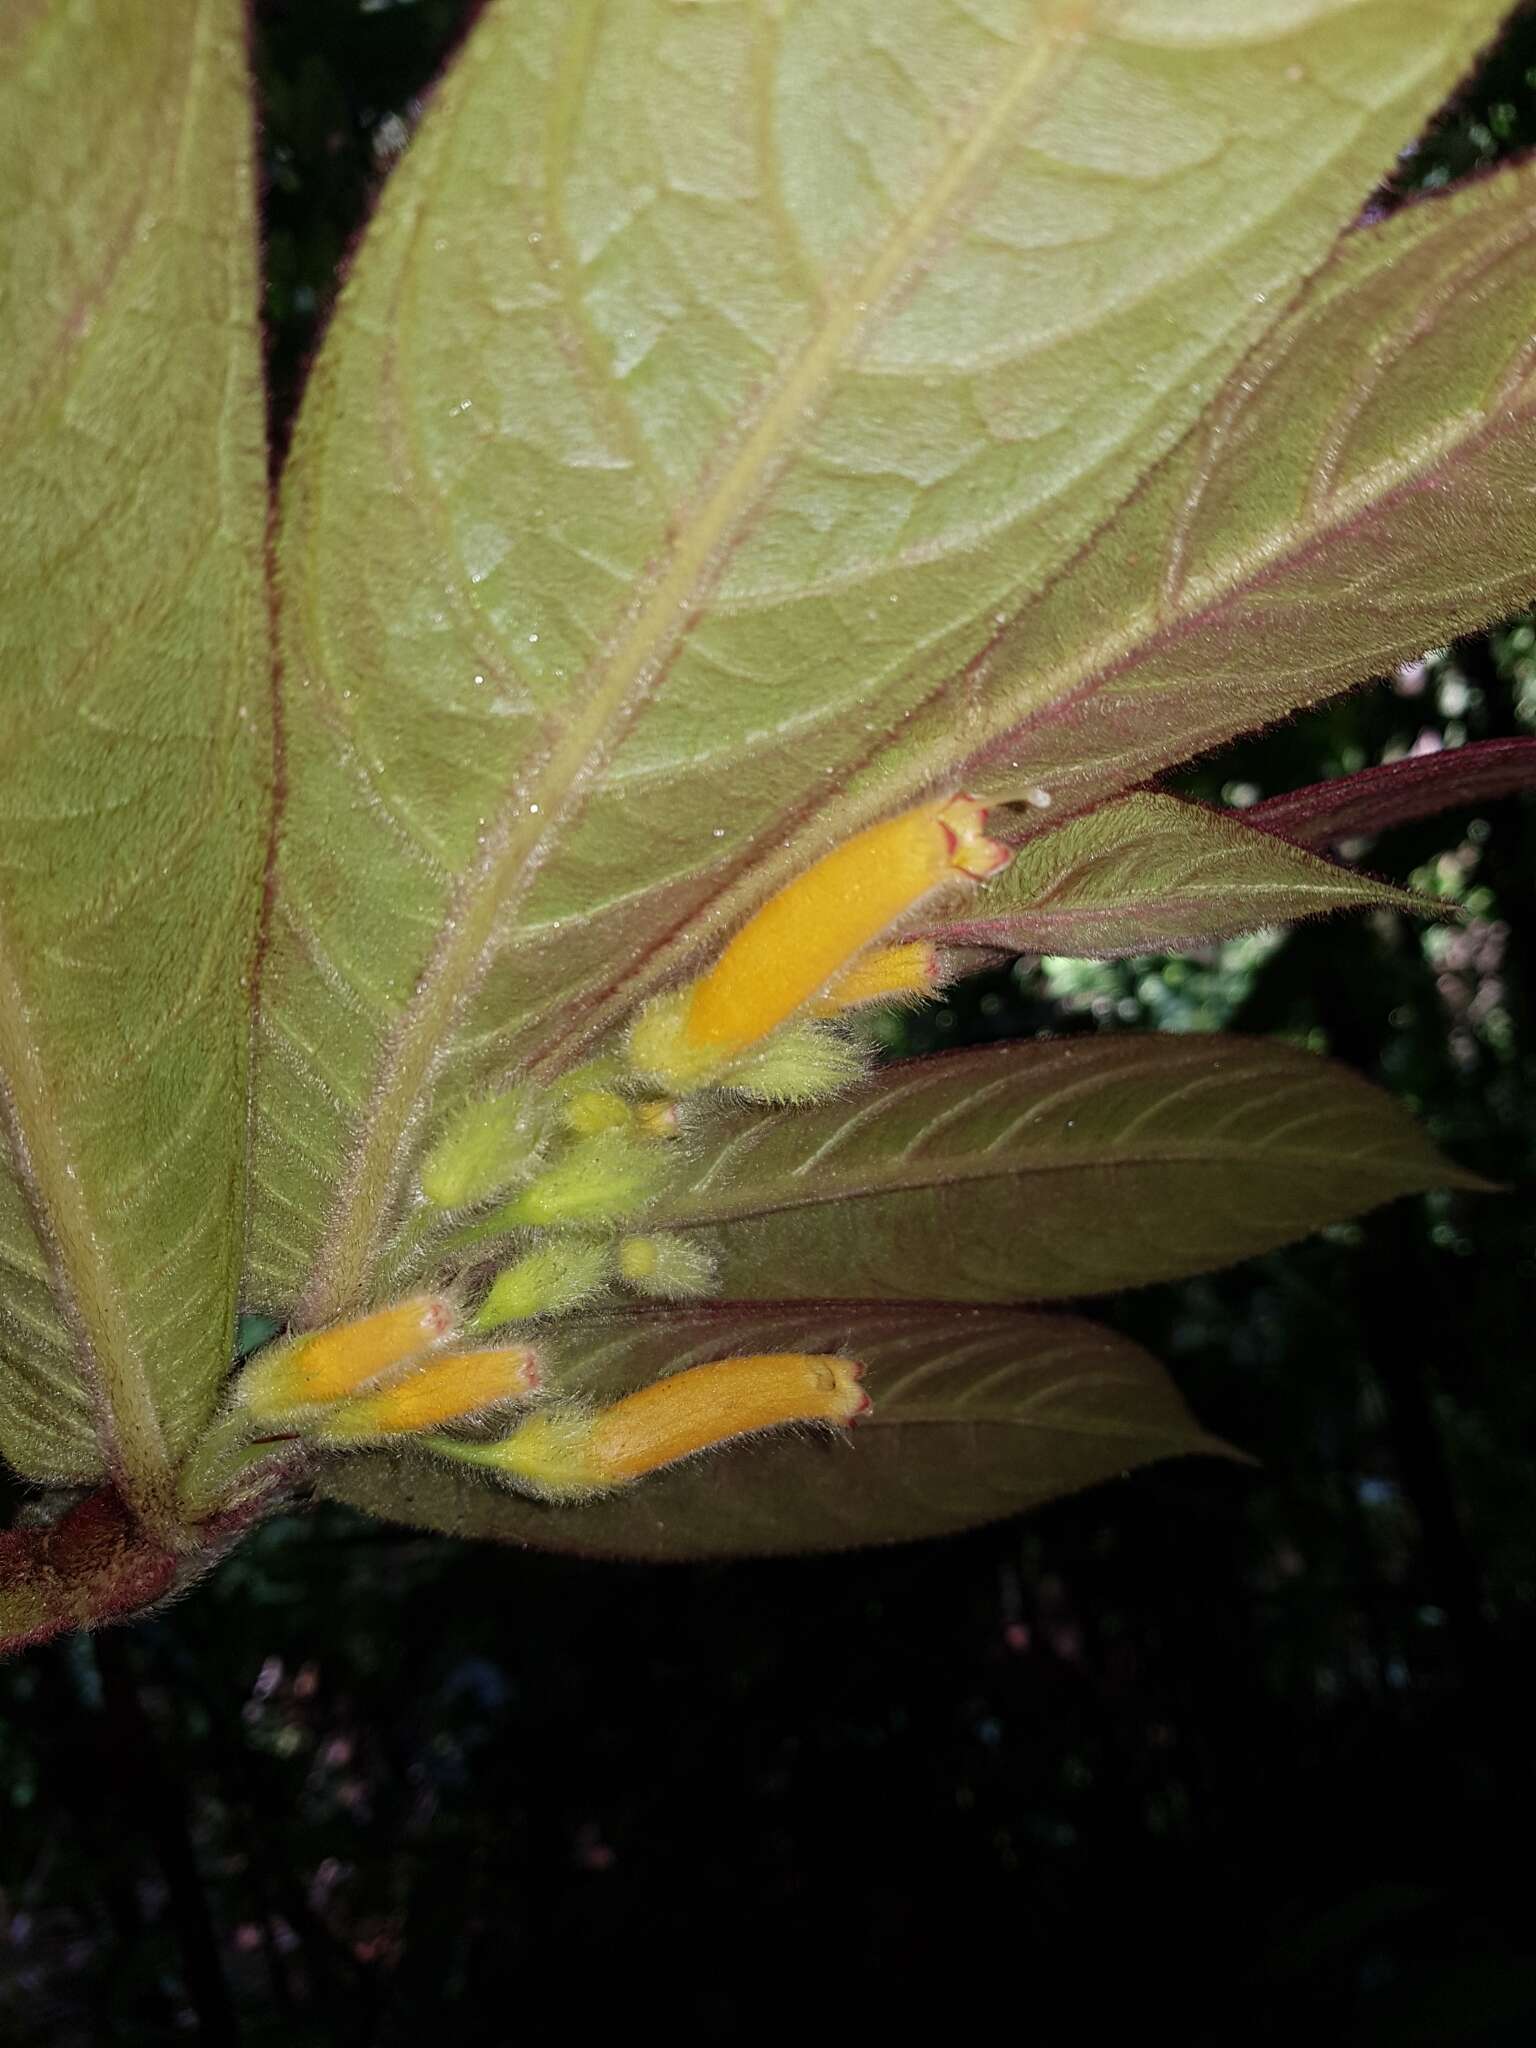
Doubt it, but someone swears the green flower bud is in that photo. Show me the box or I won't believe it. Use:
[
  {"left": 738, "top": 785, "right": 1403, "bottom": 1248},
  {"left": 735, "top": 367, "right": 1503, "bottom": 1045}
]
[
  {"left": 502, "top": 1134, "right": 666, "bottom": 1230},
  {"left": 562, "top": 1087, "right": 635, "bottom": 1136},
  {"left": 471, "top": 1239, "right": 612, "bottom": 1332},
  {"left": 717, "top": 1023, "right": 866, "bottom": 1105},
  {"left": 617, "top": 1235, "right": 716, "bottom": 1299},
  {"left": 420, "top": 1088, "right": 556, "bottom": 1209}
]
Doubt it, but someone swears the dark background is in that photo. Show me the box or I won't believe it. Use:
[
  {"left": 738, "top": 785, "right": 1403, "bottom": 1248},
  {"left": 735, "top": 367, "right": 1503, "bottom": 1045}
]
[{"left": 3, "top": 4, "right": 1535, "bottom": 2040}]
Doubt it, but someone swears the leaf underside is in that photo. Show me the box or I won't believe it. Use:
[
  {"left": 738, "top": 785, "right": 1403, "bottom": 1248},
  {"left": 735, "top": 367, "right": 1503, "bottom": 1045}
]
[
  {"left": 1248, "top": 737, "right": 1536, "bottom": 847},
  {"left": 249, "top": 0, "right": 1515, "bottom": 1323},
  {"left": 953, "top": 153, "right": 1536, "bottom": 815},
  {"left": 635, "top": 1037, "right": 1484, "bottom": 1307},
  {"left": 315, "top": 1302, "right": 1236, "bottom": 1559},
  {"left": 921, "top": 791, "right": 1435, "bottom": 958},
  {"left": 0, "top": 0, "right": 269, "bottom": 1495}
]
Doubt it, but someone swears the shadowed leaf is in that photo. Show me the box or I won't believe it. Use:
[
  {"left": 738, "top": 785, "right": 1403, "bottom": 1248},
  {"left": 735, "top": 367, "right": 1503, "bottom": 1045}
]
[
  {"left": 0, "top": 1489, "right": 179, "bottom": 1656},
  {"left": 247, "top": 0, "right": 1510, "bottom": 1320},
  {"left": 315, "top": 1301, "right": 1235, "bottom": 1558},
  {"left": 0, "top": 1, "right": 270, "bottom": 1504},
  {"left": 1248, "top": 738, "right": 1536, "bottom": 847},
  {"left": 641, "top": 1038, "right": 1485, "bottom": 1304},
  {"left": 919, "top": 792, "right": 1434, "bottom": 958}
]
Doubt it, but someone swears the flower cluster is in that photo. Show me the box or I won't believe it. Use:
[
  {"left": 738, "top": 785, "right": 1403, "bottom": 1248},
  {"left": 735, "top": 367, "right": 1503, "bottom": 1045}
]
[{"left": 232, "top": 795, "right": 1010, "bottom": 1501}]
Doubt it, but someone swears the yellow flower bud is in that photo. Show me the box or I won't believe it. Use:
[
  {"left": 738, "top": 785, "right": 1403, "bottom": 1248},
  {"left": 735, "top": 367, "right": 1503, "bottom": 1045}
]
[
  {"left": 810, "top": 941, "right": 941, "bottom": 1014},
  {"left": 437, "top": 1353, "right": 870, "bottom": 1500},
  {"left": 317, "top": 1347, "right": 541, "bottom": 1441},
  {"left": 471, "top": 1239, "right": 612, "bottom": 1332},
  {"left": 237, "top": 1295, "right": 456, "bottom": 1416},
  {"left": 617, "top": 1235, "right": 716, "bottom": 1299}
]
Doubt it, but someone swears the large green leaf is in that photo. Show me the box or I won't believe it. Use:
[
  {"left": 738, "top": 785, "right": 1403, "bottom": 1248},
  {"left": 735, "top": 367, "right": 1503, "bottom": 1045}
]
[
  {"left": 250, "top": 0, "right": 1510, "bottom": 1319},
  {"left": 640, "top": 1038, "right": 1483, "bottom": 1304},
  {"left": 316, "top": 1302, "right": 1233, "bottom": 1558},
  {"left": 944, "top": 153, "right": 1536, "bottom": 814},
  {"left": 0, "top": 2, "right": 269, "bottom": 1509},
  {"left": 919, "top": 792, "right": 1433, "bottom": 958}
]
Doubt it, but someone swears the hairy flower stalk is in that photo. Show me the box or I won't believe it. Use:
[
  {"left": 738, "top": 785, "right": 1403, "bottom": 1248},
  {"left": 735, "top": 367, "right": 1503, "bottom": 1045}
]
[{"left": 432, "top": 1354, "right": 870, "bottom": 1500}]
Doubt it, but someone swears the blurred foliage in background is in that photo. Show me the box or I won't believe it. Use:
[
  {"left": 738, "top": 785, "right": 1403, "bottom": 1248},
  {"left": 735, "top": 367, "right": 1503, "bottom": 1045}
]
[{"left": 2, "top": 3, "right": 1534, "bottom": 2041}]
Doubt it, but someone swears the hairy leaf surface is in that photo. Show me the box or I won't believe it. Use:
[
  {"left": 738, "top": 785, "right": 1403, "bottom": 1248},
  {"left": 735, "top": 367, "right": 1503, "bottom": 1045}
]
[
  {"left": 951, "top": 156, "right": 1536, "bottom": 815},
  {"left": 0, "top": 1, "right": 269, "bottom": 1500},
  {"left": 920, "top": 792, "right": 1432, "bottom": 957},
  {"left": 316, "top": 1302, "right": 1233, "bottom": 1557},
  {"left": 641, "top": 1039, "right": 1483, "bottom": 1304},
  {"left": 250, "top": 0, "right": 1509, "bottom": 1318},
  {"left": 1249, "top": 738, "right": 1536, "bottom": 847}
]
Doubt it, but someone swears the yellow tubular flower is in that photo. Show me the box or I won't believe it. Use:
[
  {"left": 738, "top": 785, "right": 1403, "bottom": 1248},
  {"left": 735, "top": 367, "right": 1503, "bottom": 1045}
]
[
  {"left": 590, "top": 1355, "right": 868, "bottom": 1481},
  {"left": 809, "top": 941, "right": 941, "bottom": 1015},
  {"left": 628, "top": 796, "right": 1008, "bottom": 1086},
  {"left": 238, "top": 1295, "right": 456, "bottom": 1416},
  {"left": 437, "top": 1353, "right": 870, "bottom": 1500},
  {"left": 684, "top": 795, "right": 1006, "bottom": 1056},
  {"left": 318, "top": 1347, "right": 541, "bottom": 1441}
]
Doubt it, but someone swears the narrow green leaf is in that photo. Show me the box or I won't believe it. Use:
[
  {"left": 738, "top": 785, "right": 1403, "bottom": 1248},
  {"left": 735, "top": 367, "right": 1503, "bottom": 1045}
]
[
  {"left": 0, "top": 2, "right": 270, "bottom": 1507},
  {"left": 643, "top": 1038, "right": 1484, "bottom": 1304},
  {"left": 315, "top": 1302, "right": 1233, "bottom": 1558},
  {"left": 250, "top": 0, "right": 1508, "bottom": 1318},
  {"left": 919, "top": 792, "right": 1435, "bottom": 958},
  {"left": 946, "top": 156, "right": 1536, "bottom": 816}
]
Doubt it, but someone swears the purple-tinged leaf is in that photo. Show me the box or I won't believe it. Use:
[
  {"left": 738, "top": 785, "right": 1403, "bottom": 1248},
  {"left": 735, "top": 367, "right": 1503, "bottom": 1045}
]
[
  {"left": 316, "top": 1302, "right": 1235, "bottom": 1558},
  {"left": 898, "top": 158, "right": 1536, "bottom": 826},
  {"left": 1248, "top": 738, "right": 1536, "bottom": 848},
  {"left": 919, "top": 792, "right": 1433, "bottom": 959},
  {"left": 643, "top": 1039, "right": 1485, "bottom": 1305}
]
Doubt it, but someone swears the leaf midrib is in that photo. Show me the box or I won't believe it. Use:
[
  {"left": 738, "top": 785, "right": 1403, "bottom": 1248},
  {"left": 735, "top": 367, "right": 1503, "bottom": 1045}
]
[
  {"left": 0, "top": 919, "right": 170, "bottom": 1512},
  {"left": 651, "top": 1134, "right": 1431, "bottom": 1233},
  {"left": 301, "top": 1, "right": 1096, "bottom": 1321}
]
